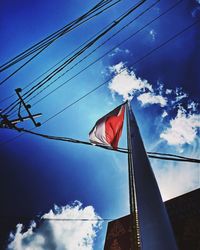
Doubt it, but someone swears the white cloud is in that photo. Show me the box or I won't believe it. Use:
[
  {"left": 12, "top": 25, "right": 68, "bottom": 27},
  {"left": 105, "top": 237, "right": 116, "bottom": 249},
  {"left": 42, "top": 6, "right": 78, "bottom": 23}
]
[
  {"left": 172, "top": 87, "right": 188, "bottom": 103},
  {"left": 160, "top": 107, "right": 200, "bottom": 146},
  {"left": 109, "top": 62, "right": 124, "bottom": 74},
  {"left": 149, "top": 29, "right": 156, "bottom": 40},
  {"left": 156, "top": 81, "right": 164, "bottom": 95},
  {"left": 165, "top": 87, "right": 188, "bottom": 106},
  {"left": 108, "top": 62, "right": 153, "bottom": 100},
  {"left": 154, "top": 163, "right": 199, "bottom": 201},
  {"left": 109, "top": 48, "right": 122, "bottom": 57},
  {"left": 137, "top": 92, "right": 167, "bottom": 107},
  {"left": 175, "top": 93, "right": 187, "bottom": 102},
  {"left": 108, "top": 63, "right": 168, "bottom": 107},
  {"left": 161, "top": 110, "right": 168, "bottom": 118},
  {"left": 188, "top": 101, "right": 198, "bottom": 112},
  {"left": 124, "top": 49, "right": 130, "bottom": 54},
  {"left": 165, "top": 88, "right": 172, "bottom": 95},
  {"left": 107, "top": 63, "right": 198, "bottom": 128},
  {"left": 108, "top": 48, "right": 130, "bottom": 57},
  {"left": 7, "top": 201, "right": 102, "bottom": 250}
]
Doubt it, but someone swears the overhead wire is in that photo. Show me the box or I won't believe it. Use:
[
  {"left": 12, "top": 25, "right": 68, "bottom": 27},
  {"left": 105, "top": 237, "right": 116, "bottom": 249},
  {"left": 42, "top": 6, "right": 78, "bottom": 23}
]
[
  {"left": 147, "top": 151, "right": 197, "bottom": 161},
  {"left": 0, "top": 216, "right": 113, "bottom": 222},
  {"left": 1, "top": 0, "right": 165, "bottom": 106},
  {"left": 40, "top": 19, "right": 200, "bottom": 127},
  {"left": 21, "top": 1, "right": 146, "bottom": 99},
  {"left": 0, "top": 0, "right": 103, "bottom": 71},
  {"left": 148, "top": 155, "right": 200, "bottom": 163},
  {"left": 5, "top": 0, "right": 161, "bottom": 118},
  {"left": 0, "top": 2, "right": 126, "bottom": 104},
  {"left": 0, "top": 0, "right": 119, "bottom": 68},
  {"left": 20, "top": 128, "right": 200, "bottom": 163},
  {"left": 4, "top": 0, "right": 182, "bottom": 119},
  {"left": 1, "top": 0, "right": 146, "bottom": 115},
  {"left": 27, "top": 0, "right": 161, "bottom": 105},
  {"left": 0, "top": 13, "right": 199, "bottom": 152},
  {"left": 0, "top": 21, "right": 113, "bottom": 105},
  {"left": 0, "top": 0, "right": 121, "bottom": 75},
  {"left": 2, "top": 127, "right": 200, "bottom": 163},
  {"left": 0, "top": 0, "right": 123, "bottom": 88},
  {"left": 0, "top": 44, "right": 50, "bottom": 86},
  {"left": 27, "top": 0, "right": 181, "bottom": 108},
  {"left": 41, "top": 218, "right": 111, "bottom": 221},
  {"left": 2, "top": 0, "right": 160, "bottom": 118}
]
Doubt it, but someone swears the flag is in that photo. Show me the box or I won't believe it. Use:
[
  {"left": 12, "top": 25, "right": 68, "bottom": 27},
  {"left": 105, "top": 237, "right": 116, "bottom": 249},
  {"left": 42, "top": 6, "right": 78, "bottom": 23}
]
[
  {"left": 127, "top": 103, "right": 178, "bottom": 250},
  {"left": 89, "top": 104, "right": 125, "bottom": 149}
]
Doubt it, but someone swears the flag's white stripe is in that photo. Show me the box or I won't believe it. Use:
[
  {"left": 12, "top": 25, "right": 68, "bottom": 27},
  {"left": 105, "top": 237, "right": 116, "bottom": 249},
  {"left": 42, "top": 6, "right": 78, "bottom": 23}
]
[
  {"left": 89, "top": 105, "right": 124, "bottom": 146},
  {"left": 89, "top": 118, "right": 110, "bottom": 146}
]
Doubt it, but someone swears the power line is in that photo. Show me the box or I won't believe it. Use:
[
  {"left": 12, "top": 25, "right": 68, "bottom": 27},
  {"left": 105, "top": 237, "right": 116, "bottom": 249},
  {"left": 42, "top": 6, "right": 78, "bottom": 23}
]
[
  {"left": 0, "top": 0, "right": 104, "bottom": 71},
  {"left": 0, "top": 44, "right": 50, "bottom": 86},
  {"left": 4, "top": 0, "right": 161, "bottom": 118},
  {"left": 0, "top": 23, "right": 110, "bottom": 105},
  {"left": 0, "top": 2, "right": 125, "bottom": 104},
  {"left": 148, "top": 155, "right": 200, "bottom": 164},
  {"left": 42, "top": 218, "right": 111, "bottom": 221},
  {"left": 40, "top": 19, "right": 200, "bottom": 126},
  {"left": 0, "top": 0, "right": 122, "bottom": 86},
  {"left": 2, "top": 0, "right": 146, "bottom": 115},
  {"left": 4, "top": 0, "right": 182, "bottom": 118},
  {"left": 0, "top": 18, "right": 199, "bottom": 148},
  {"left": 0, "top": 0, "right": 162, "bottom": 106},
  {"left": 3, "top": 128, "right": 200, "bottom": 163},
  {"left": 26, "top": 0, "right": 161, "bottom": 106},
  {"left": 27, "top": 0, "right": 181, "bottom": 109},
  {"left": 0, "top": 0, "right": 121, "bottom": 74},
  {"left": 0, "top": 216, "right": 113, "bottom": 222},
  {"left": 21, "top": 1, "right": 146, "bottom": 100},
  {"left": 147, "top": 151, "right": 197, "bottom": 161}
]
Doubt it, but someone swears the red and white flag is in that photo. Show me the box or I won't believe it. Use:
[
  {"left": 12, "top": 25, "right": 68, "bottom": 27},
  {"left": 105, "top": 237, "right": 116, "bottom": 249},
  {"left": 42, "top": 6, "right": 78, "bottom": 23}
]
[{"left": 89, "top": 104, "right": 125, "bottom": 149}]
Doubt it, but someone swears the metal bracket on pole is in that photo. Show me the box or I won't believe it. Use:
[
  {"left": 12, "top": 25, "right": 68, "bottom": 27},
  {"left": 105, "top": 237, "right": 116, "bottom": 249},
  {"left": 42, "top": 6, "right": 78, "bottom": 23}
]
[
  {"left": 15, "top": 88, "right": 41, "bottom": 127},
  {"left": 0, "top": 88, "right": 42, "bottom": 130},
  {"left": 0, "top": 112, "right": 20, "bottom": 130}
]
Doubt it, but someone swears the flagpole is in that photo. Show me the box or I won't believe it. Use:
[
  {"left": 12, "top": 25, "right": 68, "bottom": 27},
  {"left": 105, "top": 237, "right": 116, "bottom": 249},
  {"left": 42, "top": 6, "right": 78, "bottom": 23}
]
[
  {"left": 126, "top": 102, "right": 178, "bottom": 250},
  {"left": 126, "top": 101, "right": 141, "bottom": 249}
]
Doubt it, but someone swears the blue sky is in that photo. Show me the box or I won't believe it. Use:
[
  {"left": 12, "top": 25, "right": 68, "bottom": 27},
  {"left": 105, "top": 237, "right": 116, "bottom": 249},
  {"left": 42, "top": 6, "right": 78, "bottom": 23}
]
[{"left": 0, "top": 0, "right": 200, "bottom": 249}]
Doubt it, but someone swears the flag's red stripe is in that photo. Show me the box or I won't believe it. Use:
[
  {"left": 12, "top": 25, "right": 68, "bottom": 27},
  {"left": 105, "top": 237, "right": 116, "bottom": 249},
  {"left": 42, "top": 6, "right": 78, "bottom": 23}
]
[{"left": 105, "top": 105, "right": 125, "bottom": 149}]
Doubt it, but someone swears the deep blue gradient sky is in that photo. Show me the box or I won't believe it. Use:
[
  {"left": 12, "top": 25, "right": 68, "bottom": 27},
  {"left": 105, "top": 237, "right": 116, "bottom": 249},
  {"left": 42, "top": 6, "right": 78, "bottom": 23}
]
[{"left": 0, "top": 0, "right": 200, "bottom": 249}]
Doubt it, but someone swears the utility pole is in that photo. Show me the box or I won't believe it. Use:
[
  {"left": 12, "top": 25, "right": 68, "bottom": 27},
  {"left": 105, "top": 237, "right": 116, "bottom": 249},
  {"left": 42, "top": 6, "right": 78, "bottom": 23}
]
[{"left": 0, "top": 88, "right": 42, "bottom": 130}]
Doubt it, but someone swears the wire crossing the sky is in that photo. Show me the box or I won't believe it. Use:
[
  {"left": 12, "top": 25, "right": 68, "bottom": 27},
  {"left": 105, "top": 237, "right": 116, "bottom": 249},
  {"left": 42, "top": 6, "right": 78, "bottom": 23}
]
[
  {"left": 0, "top": 216, "right": 113, "bottom": 222},
  {"left": 21, "top": 0, "right": 162, "bottom": 107},
  {"left": 0, "top": 44, "right": 50, "bottom": 86},
  {"left": 2, "top": 0, "right": 183, "bottom": 119},
  {"left": 1, "top": 0, "right": 147, "bottom": 116},
  {"left": 27, "top": 0, "right": 181, "bottom": 109},
  {"left": 0, "top": 0, "right": 122, "bottom": 85},
  {"left": 0, "top": 14, "right": 199, "bottom": 149},
  {"left": 0, "top": 0, "right": 122, "bottom": 75},
  {"left": 3, "top": 128, "right": 200, "bottom": 164},
  {"left": 39, "top": 18, "right": 200, "bottom": 128},
  {"left": 42, "top": 218, "right": 111, "bottom": 221},
  {"left": 0, "top": 3, "right": 125, "bottom": 103},
  {"left": 0, "top": 0, "right": 162, "bottom": 106},
  {"left": 1, "top": 0, "right": 160, "bottom": 118}
]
